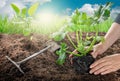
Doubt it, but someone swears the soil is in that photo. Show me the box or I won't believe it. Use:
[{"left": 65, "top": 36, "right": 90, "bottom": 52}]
[
  {"left": 0, "top": 33, "right": 120, "bottom": 81},
  {"left": 72, "top": 54, "right": 95, "bottom": 74}
]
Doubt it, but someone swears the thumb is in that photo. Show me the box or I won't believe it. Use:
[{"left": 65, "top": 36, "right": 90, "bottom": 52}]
[{"left": 91, "top": 51, "right": 98, "bottom": 58}]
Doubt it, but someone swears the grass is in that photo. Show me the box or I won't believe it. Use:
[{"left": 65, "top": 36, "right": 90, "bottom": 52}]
[
  {"left": 0, "top": 15, "right": 112, "bottom": 35},
  {"left": 0, "top": 15, "right": 67, "bottom": 35},
  {"left": 77, "top": 18, "right": 112, "bottom": 32},
  {"left": 0, "top": 16, "right": 31, "bottom": 35}
]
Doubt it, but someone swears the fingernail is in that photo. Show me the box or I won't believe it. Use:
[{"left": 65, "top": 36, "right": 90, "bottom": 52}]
[
  {"left": 90, "top": 65, "right": 93, "bottom": 68},
  {"left": 94, "top": 72, "right": 99, "bottom": 75},
  {"left": 89, "top": 70, "right": 93, "bottom": 74},
  {"left": 101, "top": 73, "right": 105, "bottom": 75}
]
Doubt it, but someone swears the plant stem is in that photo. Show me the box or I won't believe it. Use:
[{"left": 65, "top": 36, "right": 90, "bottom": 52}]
[
  {"left": 76, "top": 31, "right": 80, "bottom": 45},
  {"left": 85, "top": 32, "right": 98, "bottom": 55},
  {"left": 66, "top": 34, "right": 77, "bottom": 49},
  {"left": 66, "top": 51, "right": 82, "bottom": 57},
  {"left": 79, "top": 29, "right": 82, "bottom": 42}
]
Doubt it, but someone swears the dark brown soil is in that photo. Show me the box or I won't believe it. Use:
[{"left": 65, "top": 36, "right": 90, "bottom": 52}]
[{"left": 0, "top": 33, "right": 120, "bottom": 81}]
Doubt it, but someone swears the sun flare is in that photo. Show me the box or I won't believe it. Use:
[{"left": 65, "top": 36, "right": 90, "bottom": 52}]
[
  {"left": 31, "top": 11, "right": 68, "bottom": 34},
  {"left": 36, "top": 12, "right": 57, "bottom": 25}
]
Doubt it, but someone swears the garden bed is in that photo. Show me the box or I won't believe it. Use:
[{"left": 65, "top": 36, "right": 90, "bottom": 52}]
[{"left": 0, "top": 33, "right": 120, "bottom": 81}]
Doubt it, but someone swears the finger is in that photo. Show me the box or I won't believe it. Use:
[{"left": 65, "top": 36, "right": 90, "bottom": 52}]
[
  {"left": 91, "top": 51, "right": 97, "bottom": 58},
  {"left": 90, "top": 58, "right": 106, "bottom": 68},
  {"left": 69, "top": 54, "right": 73, "bottom": 58},
  {"left": 69, "top": 49, "right": 78, "bottom": 58},
  {"left": 101, "top": 68, "right": 116, "bottom": 75},
  {"left": 91, "top": 48, "right": 100, "bottom": 58},
  {"left": 90, "top": 61, "right": 110, "bottom": 74},
  {"left": 93, "top": 65, "right": 111, "bottom": 75},
  {"left": 69, "top": 54, "right": 73, "bottom": 64},
  {"left": 73, "top": 49, "right": 78, "bottom": 53}
]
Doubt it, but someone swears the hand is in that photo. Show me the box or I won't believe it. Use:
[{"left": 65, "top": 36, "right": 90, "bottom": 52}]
[
  {"left": 89, "top": 54, "right": 120, "bottom": 75},
  {"left": 69, "top": 49, "right": 78, "bottom": 64},
  {"left": 91, "top": 43, "right": 108, "bottom": 58}
]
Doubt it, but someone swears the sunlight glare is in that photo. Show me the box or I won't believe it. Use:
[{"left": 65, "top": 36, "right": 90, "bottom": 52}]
[
  {"left": 37, "top": 12, "right": 56, "bottom": 25},
  {"left": 31, "top": 11, "right": 68, "bottom": 34}
]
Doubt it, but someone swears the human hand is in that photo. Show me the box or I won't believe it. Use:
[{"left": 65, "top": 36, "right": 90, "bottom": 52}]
[
  {"left": 91, "top": 43, "right": 108, "bottom": 58},
  {"left": 69, "top": 49, "right": 78, "bottom": 64},
  {"left": 89, "top": 54, "right": 120, "bottom": 75}
]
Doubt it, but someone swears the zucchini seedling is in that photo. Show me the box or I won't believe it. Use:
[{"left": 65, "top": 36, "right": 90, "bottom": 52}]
[
  {"left": 53, "top": 2, "right": 112, "bottom": 73},
  {"left": 11, "top": 3, "right": 39, "bottom": 36}
]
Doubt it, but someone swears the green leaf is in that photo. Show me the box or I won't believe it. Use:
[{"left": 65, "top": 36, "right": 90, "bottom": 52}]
[
  {"left": 83, "top": 41, "right": 91, "bottom": 46},
  {"left": 52, "top": 31, "right": 67, "bottom": 41},
  {"left": 85, "top": 33, "right": 98, "bottom": 54},
  {"left": 77, "top": 43, "right": 86, "bottom": 55},
  {"left": 11, "top": 3, "right": 20, "bottom": 15},
  {"left": 94, "top": 5, "right": 103, "bottom": 18},
  {"left": 23, "top": 29, "right": 31, "bottom": 36},
  {"left": 95, "top": 36, "right": 102, "bottom": 42},
  {"left": 56, "top": 53, "right": 66, "bottom": 65},
  {"left": 21, "top": 8, "right": 27, "bottom": 17},
  {"left": 28, "top": 3, "right": 39, "bottom": 16},
  {"left": 93, "top": 2, "right": 112, "bottom": 23},
  {"left": 98, "top": 36, "right": 105, "bottom": 43},
  {"left": 81, "top": 12, "right": 87, "bottom": 20},
  {"left": 56, "top": 43, "right": 67, "bottom": 65},
  {"left": 105, "top": 2, "right": 113, "bottom": 9},
  {"left": 103, "top": 9, "right": 110, "bottom": 20}
]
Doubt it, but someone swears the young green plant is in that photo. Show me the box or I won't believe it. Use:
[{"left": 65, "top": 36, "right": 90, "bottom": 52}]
[
  {"left": 53, "top": 2, "right": 112, "bottom": 65},
  {"left": 11, "top": 3, "right": 39, "bottom": 36},
  {"left": 56, "top": 43, "right": 68, "bottom": 65}
]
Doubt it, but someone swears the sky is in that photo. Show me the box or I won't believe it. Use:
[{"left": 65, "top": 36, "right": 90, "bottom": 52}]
[
  {"left": 0, "top": 0, "right": 120, "bottom": 18},
  {"left": 38, "top": 0, "right": 120, "bottom": 14}
]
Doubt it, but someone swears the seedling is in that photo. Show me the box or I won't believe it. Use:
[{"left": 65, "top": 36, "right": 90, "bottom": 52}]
[
  {"left": 52, "top": 2, "right": 112, "bottom": 73},
  {"left": 56, "top": 43, "right": 68, "bottom": 65},
  {"left": 11, "top": 3, "right": 39, "bottom": 36}
]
